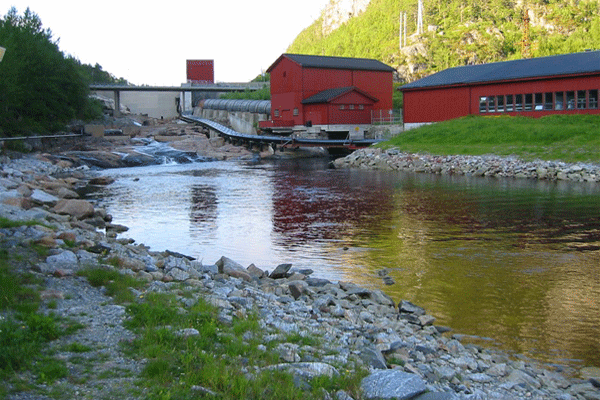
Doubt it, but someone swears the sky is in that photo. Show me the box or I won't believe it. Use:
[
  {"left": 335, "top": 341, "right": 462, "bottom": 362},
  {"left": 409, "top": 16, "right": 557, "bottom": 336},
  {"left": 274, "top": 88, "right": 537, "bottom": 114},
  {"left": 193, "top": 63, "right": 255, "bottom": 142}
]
[{"left": 4, "top": 0, "right": 330, "bottom": 86}]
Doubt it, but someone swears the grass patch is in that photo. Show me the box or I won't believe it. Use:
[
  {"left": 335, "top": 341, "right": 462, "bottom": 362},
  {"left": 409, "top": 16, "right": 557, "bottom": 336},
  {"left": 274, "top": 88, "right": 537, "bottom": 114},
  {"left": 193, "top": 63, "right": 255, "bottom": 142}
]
[
  {"left": 382, "top": 114, "right": 600, "bottom": 163},
  {"left": 77, "top": 266, "right": 145, "bottom": 303},
  {"left": 119, "top": 289, "right": 365, "bottom": 399}
]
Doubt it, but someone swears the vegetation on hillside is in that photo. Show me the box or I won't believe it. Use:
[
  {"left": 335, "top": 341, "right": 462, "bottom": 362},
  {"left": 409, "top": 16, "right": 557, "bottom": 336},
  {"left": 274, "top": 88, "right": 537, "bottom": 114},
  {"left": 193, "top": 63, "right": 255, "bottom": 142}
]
[
  {"left": 288, "top": 0, "right": 600, "bottom": 81},
  {"left": 0, "top": 8, "right": 127, "bottom": 138},
  {"left": 379, "top": 114, "right": 600, "bottom": 163}
]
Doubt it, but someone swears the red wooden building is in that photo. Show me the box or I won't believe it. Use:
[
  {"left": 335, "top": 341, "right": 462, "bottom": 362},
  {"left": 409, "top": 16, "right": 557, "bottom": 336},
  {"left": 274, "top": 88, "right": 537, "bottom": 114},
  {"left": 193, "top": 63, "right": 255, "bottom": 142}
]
[
  {"left": 400, "top": 50, "right": 600, "bottom": 129},
  {"left": 186, "top": 60, "right": 214, "bottom": 84},
  {"left": 259, "top": 54, "right": 395, "bottom": 138}
]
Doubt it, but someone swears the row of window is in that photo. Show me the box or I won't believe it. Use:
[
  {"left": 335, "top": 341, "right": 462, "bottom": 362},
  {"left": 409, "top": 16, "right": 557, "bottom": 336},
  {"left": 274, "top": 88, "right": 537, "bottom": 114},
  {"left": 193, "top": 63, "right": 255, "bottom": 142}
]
[
  {"left": 339, "top": 104, "right": 365, "bottom": 110},
  {"left": 273, "top": 104, "right": 365, "bottom": 118},
  {"left": 479, "top": 90, "right": 599, "bottom": 113}
]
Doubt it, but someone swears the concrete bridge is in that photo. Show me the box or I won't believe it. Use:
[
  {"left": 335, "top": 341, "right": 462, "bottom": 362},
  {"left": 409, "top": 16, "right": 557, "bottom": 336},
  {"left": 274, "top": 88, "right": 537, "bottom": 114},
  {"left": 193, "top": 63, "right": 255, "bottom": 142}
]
[{"left": 89, "top": 82, "right": 269, "bottom": 117}]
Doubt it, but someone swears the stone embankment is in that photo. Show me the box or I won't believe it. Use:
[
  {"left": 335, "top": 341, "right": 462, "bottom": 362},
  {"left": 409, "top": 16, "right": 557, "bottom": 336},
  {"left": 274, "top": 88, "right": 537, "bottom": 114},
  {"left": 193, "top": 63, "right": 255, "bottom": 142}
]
[
  {"left": 334, "top": 148, "right": 600, "bottom": 183},
  {"left": 2, "top": 153, "right": 600, "bottom": 400}
]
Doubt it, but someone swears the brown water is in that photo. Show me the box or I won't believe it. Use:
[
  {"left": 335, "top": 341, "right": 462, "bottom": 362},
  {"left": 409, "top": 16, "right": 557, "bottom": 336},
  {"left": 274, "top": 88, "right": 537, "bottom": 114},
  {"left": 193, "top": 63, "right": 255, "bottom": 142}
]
[{"left": 86, "top": 157, "right": 600, "bottom": 368}]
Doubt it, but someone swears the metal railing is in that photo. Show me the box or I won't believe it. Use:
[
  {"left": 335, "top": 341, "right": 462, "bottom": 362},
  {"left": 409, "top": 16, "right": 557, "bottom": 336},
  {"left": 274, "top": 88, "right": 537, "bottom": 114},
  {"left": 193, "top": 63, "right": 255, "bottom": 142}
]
[{"left": 371, "top": 109, "right": 403, "bottom": 125}]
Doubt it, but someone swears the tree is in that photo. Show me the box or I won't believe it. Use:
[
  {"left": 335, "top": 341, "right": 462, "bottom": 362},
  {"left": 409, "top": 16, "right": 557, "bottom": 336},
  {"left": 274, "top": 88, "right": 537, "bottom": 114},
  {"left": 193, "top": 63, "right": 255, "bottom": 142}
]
[{"left": 0, "top": 7, "right": 101, "bottom": 137}]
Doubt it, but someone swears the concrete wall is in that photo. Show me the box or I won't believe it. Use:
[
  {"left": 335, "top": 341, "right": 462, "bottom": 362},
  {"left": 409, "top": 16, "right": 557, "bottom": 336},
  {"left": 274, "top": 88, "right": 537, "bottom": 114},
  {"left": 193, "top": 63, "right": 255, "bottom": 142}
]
[
  {"left": 94, "top": 90, "right": 182, "bottom": 119},
  {"left": 194, "top": 108, "right": 268, "bottom": 135}
]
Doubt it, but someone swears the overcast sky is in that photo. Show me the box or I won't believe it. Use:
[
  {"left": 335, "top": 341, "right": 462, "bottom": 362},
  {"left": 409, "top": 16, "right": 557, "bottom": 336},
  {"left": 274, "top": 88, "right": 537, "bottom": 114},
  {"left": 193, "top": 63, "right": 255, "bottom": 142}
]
[{"left": 4, "top": 0, "right": 330, "bottom": 85}]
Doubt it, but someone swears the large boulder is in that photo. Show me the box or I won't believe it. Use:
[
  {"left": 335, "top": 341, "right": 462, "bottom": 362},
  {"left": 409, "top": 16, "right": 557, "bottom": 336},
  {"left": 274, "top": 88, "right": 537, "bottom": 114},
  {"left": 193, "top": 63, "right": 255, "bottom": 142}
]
[
  {"left": 215, "top": 256, "right": 252, "bottom": 282},
  {"left": 52, "top": 199, "right": 95, "bottom": 219},
  {"left": 361, "top": 369, "right": 427, "bottom": 400}
]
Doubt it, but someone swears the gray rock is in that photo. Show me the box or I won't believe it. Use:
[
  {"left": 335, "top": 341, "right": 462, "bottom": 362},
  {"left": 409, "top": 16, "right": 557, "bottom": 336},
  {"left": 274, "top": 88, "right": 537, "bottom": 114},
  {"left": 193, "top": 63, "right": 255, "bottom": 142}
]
[
  {"left": 266, "top": 362, "right": 340, "bottom": 379},
  {"left": 46, "top": 250, "right": 78, "bottom": 267},
  {"left": 399, "top": 300, "right": 426, "bottom": 316},
  {"left": 306, "top": 277, "right": 332, "bottom": 287},
  {"left": 289, "top": 280, "right": 308, "bottom": 300},
  {"left": 215, "top": 256, "right": 252, "bottom": 281},
  {"left": 361, "top": 369, "right": 427, "bottom": 400},
  {"left": 30, "top": 189, "right": 59, "bottom": 205},
  {"left": 413, "top": 393, "right": 459, "bottom": 400},
  {"left": 168, "top": 268, "right": 190, "bottom": 282},
  {"left": 360, "top": 346, "right": 388, "bottom": 369},
  {"left": 270, "top": 263, "right": 292, "bottom": 279}
]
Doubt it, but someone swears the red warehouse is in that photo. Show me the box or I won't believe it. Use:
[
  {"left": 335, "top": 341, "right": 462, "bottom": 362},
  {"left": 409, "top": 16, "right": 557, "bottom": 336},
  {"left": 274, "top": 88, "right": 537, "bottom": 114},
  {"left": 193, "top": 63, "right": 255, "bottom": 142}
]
[
  {"left": 186, "top": 60, "right": 214, "bottom": 84},
  {"left": 259, "top": 54, "right": 395, "bottom": 139},
  {"left": 400, "top": 50, "right": 600, "bottom": 130}
]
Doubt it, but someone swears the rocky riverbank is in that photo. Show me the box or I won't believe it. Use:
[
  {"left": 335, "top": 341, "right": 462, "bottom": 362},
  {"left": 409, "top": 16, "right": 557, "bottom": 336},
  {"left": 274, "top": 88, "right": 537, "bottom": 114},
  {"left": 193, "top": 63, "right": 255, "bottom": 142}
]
[
  {"left": 1, "top": 150, "right": 600, "bottom": 399},
  {"left": 333, "top": 148, "right": 600, "bottom": 183}
]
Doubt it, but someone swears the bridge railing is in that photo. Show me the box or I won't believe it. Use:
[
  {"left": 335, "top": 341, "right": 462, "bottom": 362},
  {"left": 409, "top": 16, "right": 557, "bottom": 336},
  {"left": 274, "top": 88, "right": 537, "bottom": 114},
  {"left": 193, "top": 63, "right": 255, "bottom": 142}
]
[{"left": 371, "top": 109, "right": 403, "bottom": 125}]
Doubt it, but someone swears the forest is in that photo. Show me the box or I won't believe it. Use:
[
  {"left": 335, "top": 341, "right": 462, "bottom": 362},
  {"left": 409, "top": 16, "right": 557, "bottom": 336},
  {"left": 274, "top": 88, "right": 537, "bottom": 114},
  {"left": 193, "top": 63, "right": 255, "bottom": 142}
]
[
  {"left": 0, "top": 8, "right": 127, "bottom": 137},
  {"left": 287, "top": 0, "right": 600, "bottom": 81}
]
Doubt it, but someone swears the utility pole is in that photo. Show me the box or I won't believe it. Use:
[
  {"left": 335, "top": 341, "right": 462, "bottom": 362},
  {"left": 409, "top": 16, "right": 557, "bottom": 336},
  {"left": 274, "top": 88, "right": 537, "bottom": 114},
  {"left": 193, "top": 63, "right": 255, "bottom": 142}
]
[
  {"left": 417, "top": 0, "right": 424, "bottom": 35},
  {"left": 399, "top": 12, "right": 407, "bottom": 49},
  {"left": 521, "top": 3, "right": 531, "bottom": 58}
]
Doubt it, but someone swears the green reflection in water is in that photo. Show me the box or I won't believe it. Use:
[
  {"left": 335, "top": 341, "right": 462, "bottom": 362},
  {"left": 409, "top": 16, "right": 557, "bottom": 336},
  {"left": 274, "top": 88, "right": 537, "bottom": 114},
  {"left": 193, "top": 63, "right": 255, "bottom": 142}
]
[{"left": 340, "top": 172, "right": 600, "bottom": 367}]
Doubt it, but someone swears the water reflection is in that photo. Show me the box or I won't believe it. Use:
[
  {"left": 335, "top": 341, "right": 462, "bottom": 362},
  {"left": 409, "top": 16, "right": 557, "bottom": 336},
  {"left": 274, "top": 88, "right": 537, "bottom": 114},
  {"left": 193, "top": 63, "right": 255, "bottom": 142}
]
[{"left": 87, "top": 159, "right": 600, "bottom": 369}]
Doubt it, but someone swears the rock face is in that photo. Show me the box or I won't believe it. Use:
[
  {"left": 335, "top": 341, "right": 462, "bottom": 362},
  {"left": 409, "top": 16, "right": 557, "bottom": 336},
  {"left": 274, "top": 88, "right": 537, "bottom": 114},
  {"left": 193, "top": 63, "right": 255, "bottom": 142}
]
[
  {"left": 321, "top": 0, "right": 371, "bottom": 35},
  {"left": 361, "top": 369, "right": 427, "bottom": 400}
]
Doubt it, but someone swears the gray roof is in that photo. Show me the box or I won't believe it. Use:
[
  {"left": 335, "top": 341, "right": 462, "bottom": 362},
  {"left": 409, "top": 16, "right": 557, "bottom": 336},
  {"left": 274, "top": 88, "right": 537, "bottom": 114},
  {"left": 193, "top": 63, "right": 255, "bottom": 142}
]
[
  {"left": 271, "top": 54, "right": 396, "bottom": 73},
  {"left": 302, "top": 86, "right": 378, "bottom": 104},
  {"left": 400, "top": 51, "right": 600, "bottom": 90}
]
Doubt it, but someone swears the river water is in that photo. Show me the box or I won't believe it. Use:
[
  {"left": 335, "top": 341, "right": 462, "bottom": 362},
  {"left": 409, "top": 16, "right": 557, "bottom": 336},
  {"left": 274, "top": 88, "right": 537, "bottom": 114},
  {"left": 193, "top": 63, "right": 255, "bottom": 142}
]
[{"left": 85, "top": 157, "right": 600, "bottom": 369}]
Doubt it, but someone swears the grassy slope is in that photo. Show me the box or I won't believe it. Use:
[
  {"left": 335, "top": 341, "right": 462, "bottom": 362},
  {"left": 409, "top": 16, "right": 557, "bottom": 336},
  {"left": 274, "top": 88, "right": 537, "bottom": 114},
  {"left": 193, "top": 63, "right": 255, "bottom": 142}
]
[{"left": 379, "top": 114, "right": 600, "bottom": 164}]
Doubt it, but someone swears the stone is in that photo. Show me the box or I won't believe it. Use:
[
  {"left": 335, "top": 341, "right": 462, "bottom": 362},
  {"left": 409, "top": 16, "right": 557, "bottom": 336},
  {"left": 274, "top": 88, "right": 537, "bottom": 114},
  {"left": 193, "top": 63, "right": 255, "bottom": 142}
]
[
  {"left": 360, "top": 346, "right": 388, "bottom": 369},
  {"left": 265, "top": 362, "right": 340, "bottom": 380},
  {"left": 289, "top": 280, "right": 308, "bottom": 300},
  {"left": 88, "top": 176, "right": 115, "bottom": 185},
  {"left": 168, "top": 267, "right": 190, "bottom": 282},
  {"left": 30, "top": 189, "right": 59, "bottom": 205},
  {"left": 270, "top": 263, "right": 292, "bottom": 279},
  {"left": 246, "top": 263, "right": 265, "bottom": 278},
  {"left": 57, "top": 187, "right": 79, "bottom": 199},
  {"left": 361, "top": 369, "right": 427, "bottom": 400},
  {"left": 46, "top": 250, "right": 78, "bottom": 268},
  {"left": 413, "top": 393, "right": 459, "bottom": 400},
  {"left": 215, "top": 256, "right": 252, "bottom": 281},
  {"left": 399, "top": 300, "right": 426, "bottom": 315},
  {"left": 52, "top": 199, "right": 95, "bottom": 219}
]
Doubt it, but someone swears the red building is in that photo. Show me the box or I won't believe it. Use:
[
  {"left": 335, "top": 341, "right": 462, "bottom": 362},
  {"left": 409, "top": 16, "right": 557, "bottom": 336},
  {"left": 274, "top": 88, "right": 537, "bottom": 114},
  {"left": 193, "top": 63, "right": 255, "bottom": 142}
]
[
  {"left": 186, "top": 60, "right": 214, "bottom": 84},
  {"left": 259, "top": 54, "right": 395, "bottom": 138},
  {"left": 400, "top": 51, "right": 600, "bottom": 129}
]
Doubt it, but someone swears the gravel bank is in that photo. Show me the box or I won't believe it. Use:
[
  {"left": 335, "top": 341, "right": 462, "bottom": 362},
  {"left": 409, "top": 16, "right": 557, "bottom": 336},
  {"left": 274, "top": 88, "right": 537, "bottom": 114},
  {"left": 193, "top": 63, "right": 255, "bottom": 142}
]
[{"left": 333, "top": 148, "right": 600, "bottom": 183}]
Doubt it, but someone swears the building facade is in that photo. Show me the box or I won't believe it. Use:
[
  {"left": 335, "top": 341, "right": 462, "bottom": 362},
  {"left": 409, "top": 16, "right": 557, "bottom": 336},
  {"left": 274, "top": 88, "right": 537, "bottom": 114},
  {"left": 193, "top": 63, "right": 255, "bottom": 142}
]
[
  {"left": 259, "top": 54, "right": 395, "bottom": 138},
  {"left": 400, "top": 51, "right": 600, "bottom": 129}
]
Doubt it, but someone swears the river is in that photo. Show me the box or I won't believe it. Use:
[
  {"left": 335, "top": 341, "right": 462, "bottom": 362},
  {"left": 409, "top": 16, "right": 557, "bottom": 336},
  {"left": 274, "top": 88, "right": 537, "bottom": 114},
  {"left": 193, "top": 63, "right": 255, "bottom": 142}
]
[{"left": 84, "top": 156, "right": 600, "bottom": 369}]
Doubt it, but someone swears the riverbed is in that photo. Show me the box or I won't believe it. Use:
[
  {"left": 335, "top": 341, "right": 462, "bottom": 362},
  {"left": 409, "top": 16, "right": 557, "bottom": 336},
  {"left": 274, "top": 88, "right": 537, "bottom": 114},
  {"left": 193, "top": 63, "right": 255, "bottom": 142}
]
[{"left": 84, "top": 156, "right": 600, "bottom": 369}]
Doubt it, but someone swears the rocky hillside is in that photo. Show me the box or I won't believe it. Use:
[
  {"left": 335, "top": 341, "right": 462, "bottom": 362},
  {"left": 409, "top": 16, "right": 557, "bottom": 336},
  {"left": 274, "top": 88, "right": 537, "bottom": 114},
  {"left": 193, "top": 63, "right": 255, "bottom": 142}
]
[{"left": 288, "top": 0, "right": 600, "bottom": 82}]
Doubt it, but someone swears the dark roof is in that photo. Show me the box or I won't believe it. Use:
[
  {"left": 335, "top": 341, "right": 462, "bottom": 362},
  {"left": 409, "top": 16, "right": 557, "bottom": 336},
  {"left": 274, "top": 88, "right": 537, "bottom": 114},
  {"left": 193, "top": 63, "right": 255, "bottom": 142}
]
[
  {"left": 302, "top": 86, "right": 378, "bottom": 104},
  {"left": 400, "top": 51, "right": 600, "bottom": 91},
  {"left": 267, "top": 54, "right": 396, "bottom": 73}
]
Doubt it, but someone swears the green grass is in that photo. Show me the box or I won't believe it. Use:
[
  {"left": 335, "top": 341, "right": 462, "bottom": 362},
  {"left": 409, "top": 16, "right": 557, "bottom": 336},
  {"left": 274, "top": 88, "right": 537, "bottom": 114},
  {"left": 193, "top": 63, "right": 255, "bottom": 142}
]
[
  {"left": 77, "top": 266, "right": 146, "bottom": 303},
  {"left": 382, "top": 114, "right": 600, "bottom": 163}
]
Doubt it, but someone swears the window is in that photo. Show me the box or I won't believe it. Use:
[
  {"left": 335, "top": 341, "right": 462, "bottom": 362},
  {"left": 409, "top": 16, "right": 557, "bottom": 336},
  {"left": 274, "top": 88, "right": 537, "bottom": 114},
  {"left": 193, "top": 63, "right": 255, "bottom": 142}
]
[
  {"left": 524, "top": 94, "right": 533, "bottom": 111},
  {"left": 577, "top": 90, "right": 587, "bottom": 109},
  {"left": 274, "top": 109, "right": 280, "bottom": 117},
  {"left": 293, "top": 108, "right": 299, "bottom": 116},
  {"left": 566, "top": 91, "right": 575, "bottom": 109},
  {"left": 349, "top": 104, "right": 355, "bottom": 110},
  {"left": 535, "top": 93, "right": 543, "bottom": 110},
  {"left": 359, "top": 104, "right": 364, "bottom": 110},
  {"left": 488, "top": 96, "right": 496, "bottom": 112},
  {"left": 479, "top": 97, "right": 488, "bottom": 113},
  {"left": 544, "top": 92, "right": 553, "bottom": 110},
  {"left": 506, "top": 95, "right": 514, "bottom": 112},
  {"left": 555, "top": 92, "right": 564, "bottom": 110},
  {"left": 515, "top": 94, "right": 523, "bottom": 111},
  {"left": 339, "top": 105, "right": 345, "bottom": 110},
  {"left": 497, "top": 95, "right": 505, "bottom": 112},
  {"left": 590, "top": 90, "right": 599, "bottom": 109}
]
